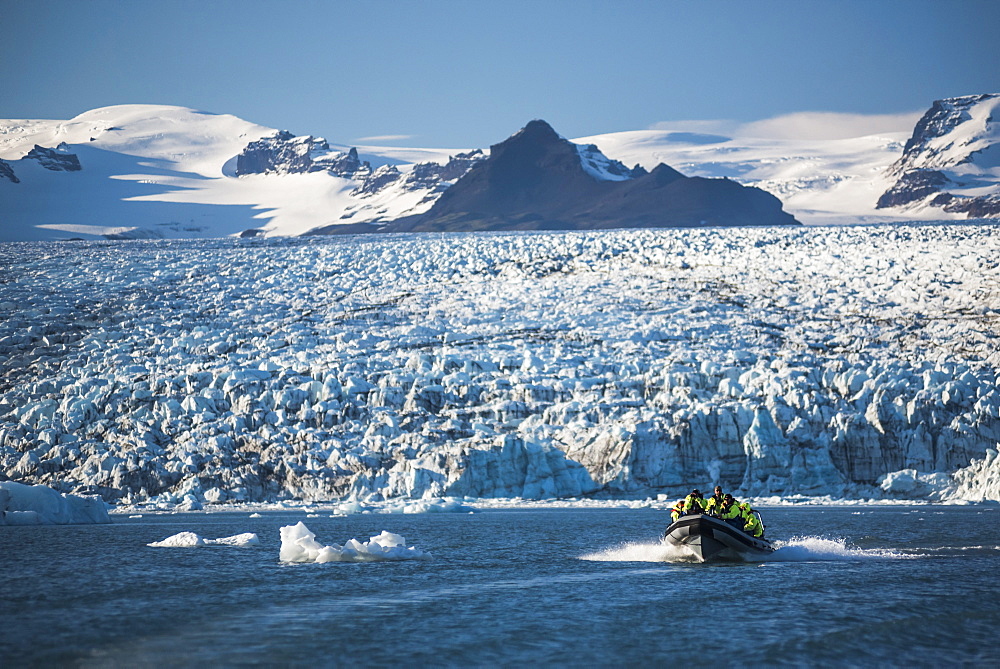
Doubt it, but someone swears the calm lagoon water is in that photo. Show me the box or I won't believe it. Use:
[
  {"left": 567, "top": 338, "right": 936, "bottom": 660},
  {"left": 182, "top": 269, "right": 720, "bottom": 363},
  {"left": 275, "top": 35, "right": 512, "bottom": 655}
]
[{"left": 2, "top": 506, "right": 998, "bottom": 667}]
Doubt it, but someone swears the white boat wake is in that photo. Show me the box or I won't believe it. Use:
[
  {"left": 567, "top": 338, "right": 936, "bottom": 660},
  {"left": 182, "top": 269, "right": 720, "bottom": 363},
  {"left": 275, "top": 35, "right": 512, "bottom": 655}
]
[{"left": 581, "top": 536, "right": 910, "bottom": 563}]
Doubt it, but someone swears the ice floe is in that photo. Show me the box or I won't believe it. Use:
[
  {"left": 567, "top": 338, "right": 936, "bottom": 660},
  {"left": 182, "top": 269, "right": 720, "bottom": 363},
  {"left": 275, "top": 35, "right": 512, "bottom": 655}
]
[
  {"left": 148, "top": 531, "right": 259, "bottom": 547},
  {"left": 278, "top": 521, "right": 432, "bottom": 563}
]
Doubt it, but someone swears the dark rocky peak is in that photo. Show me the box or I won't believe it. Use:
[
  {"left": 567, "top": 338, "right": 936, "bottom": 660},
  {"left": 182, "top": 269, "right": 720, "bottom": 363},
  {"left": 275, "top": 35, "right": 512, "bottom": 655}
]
[
  {"left": 0, "top": 158, "right": 19, "bottom": 183},
  {"left": 491, "top": 120, "right": 638, "bottom": 184},
  {"left": 488, "top": 119, "right": 580, "bottom": 174},
  {"left": 648, "top": 163, "right": 685, "bottom": 185},
  {"left": 25, "top": 144, "right": 82, "bottom": 172},
  {"left": 235, "top": 132, "right": 370, "bottom": 178},
  {"left": 512, "top": 118, "right": 562, "bottom": 142},
  {"left": 403, "top": 119, "right": 799, "bottom": 232}
]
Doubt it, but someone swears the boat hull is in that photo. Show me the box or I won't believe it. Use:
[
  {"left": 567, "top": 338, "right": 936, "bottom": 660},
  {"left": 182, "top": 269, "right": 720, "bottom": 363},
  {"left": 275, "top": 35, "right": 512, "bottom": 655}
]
[{"left": 663, "top": 514, "right": 774, "bottom": 562}]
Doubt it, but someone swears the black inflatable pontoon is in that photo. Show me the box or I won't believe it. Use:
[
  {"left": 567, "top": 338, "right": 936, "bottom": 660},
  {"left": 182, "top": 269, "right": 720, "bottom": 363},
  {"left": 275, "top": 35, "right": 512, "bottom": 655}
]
[{"left": 663, "top": 514, "right": 775, "bottom": 562}]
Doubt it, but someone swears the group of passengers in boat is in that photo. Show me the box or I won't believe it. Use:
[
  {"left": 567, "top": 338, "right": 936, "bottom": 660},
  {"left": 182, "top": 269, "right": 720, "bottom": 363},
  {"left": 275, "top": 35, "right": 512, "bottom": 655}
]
[{"left": 670, "top": 486, "right": 765, "bottom": 538}]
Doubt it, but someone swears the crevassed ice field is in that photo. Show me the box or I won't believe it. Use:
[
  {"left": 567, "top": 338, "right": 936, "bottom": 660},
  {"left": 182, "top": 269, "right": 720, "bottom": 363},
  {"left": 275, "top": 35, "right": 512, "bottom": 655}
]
[{"left": 1, "top": 223, "right": 998, "bottom": 509}]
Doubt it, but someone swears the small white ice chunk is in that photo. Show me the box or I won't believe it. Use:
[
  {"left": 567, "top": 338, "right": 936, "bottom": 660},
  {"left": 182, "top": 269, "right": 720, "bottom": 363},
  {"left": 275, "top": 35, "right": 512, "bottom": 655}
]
[
  {"left": 148, "top": 531, "right": 259, "bottom": 547},
  {"left": 148, "top": 531, "right": 205, "bottom": 547},
  {"left": 205, "top": 532, "right": 259, "bottom": 546}
]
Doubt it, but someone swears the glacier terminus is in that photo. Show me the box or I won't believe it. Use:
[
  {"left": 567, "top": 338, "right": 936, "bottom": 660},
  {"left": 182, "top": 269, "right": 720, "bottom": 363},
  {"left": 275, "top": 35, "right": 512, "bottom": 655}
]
[{"left": 1, "top": 224, "right": 998, "bottom": 511}]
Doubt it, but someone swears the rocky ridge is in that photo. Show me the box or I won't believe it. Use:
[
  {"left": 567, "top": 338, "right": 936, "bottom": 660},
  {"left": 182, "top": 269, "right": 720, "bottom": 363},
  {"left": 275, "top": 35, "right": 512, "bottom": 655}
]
[
  {"left": 25, "top": 144, "right": 83, "bottom": 172},
  {"left": 235, "top": 131, "right": 371, "bottom": 178},
  {"left": 0, "top": 143, "right": 82, "bottom": 184},
  {"left": 348, "top": 150, "right": 484, "bottom": 201}
]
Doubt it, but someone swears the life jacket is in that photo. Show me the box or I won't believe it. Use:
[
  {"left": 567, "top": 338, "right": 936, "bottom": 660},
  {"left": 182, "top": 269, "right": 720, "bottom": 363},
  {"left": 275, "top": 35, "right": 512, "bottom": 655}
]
[
  {"left": 683, "top": 494, "right": 704, "bottom": 514},
  {"left": 718, "top": 500, "right": 742, "bottom": 520},
  {"left": 704, "top": 493, "right": 725, "bottom": 514},
  {"left": 671, "top": 500, "right": 686, "bottom": 520},
  {"left": 744, "top": 513, "right": 764, "bottom": 538}
]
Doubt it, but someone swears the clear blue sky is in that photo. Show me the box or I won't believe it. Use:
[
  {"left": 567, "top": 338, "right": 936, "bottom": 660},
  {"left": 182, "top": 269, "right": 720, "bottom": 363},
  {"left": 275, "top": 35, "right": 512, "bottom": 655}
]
[{"left": 3, "top": 0, "right": 998, "bottom": 148}]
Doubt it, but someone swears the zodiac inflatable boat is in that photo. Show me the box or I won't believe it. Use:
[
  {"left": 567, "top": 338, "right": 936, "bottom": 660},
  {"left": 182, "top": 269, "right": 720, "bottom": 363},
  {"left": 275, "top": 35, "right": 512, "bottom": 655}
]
[{"left": 663, "top": 514, "right": 775, "bottom": 562}]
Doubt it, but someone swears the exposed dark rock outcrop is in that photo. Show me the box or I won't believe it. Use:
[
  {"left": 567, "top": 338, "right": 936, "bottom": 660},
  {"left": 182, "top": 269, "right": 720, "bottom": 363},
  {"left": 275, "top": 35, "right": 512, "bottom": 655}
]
[
  {"left": 350, "top": 150, "right": 485, "bottom": 198},
  {"left": 25, "top": 144, "right": 81, "bottom": 172},
  {"left": 0, "top": 159, "right": 18, "bottom": 184},
  {"left": 389, "top": 119, "right": 799, "bottom": 232},
  {"left": 407, "top": 149, "right": 485, "bottom": 188},
  {"left": 314, "top": 146, "right": 365, "bottom": 176},
  {"left": 877, "top": 169, "right": 951, "bottom": 208},
  {"left": 351, "top": 164, "right": 402, "bottom": 197},
  {"left": 1, "top": 144, "right": 82, "bottom": 183},
  {"left": 235, "top": 131, "right": 370, "bottom": 178},
  {"left": 942, "top": 195, "right": 1000, "bottom": 217}
]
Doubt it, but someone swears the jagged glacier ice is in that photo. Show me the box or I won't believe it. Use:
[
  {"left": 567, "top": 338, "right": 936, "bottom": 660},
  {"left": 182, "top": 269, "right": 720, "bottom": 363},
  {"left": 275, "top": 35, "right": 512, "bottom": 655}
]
[
  {"left": 947, "top": 448, "right": 1000, "bottom": 502},
  {"left": 1, "top": 224, "right": 998, "bottom": 506}
]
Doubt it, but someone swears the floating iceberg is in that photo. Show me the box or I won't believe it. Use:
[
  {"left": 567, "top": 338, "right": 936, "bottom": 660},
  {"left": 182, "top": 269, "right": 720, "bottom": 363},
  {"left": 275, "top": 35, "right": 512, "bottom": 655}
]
[
  {"left": 148, "top": 531, "right": 205, "bottom": 547},
  {"left": 279, "top": 521, "right": 432, "bottom": 563},
  {"left": 0, "top": 481, "right": 110, "bottom": 525},
  {"left": 148, "top": 531, "right": 259, "bottom": 547}
]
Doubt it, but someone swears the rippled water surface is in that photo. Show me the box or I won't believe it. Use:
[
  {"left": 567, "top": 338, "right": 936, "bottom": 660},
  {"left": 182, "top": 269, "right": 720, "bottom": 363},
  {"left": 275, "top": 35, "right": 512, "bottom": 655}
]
[{"left": 2, "top": 507, "right": 998, "bottom": 667}]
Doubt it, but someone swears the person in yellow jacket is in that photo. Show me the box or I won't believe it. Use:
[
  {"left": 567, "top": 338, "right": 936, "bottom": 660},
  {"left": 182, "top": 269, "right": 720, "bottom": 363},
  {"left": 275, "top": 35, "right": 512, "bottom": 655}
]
[
  {"left": 683, "top": 489, "right": 705, "bottom": 515},
  {"left": 703, "top": 486, "right": 725, "bottom": 515},
  {"left": 743, "top": 509, "right": 764, "bottom": 538},
  {"left": 717, "top": 494, "right": 743, "bottom": 524},
  {"left": 670, "top": 498, "right": 687, "bottom": 522}
]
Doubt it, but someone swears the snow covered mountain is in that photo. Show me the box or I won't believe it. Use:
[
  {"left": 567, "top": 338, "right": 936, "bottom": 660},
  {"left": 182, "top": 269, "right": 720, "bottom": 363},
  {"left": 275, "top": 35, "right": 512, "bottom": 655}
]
[
  {"left": 0, "top": 105, "right": 476, "bottom": 241},
  {"left": 581, "top": 94, "right": 1000, "bottom": 225},
  {"left": 2, "top": 96, "right": 998, "bottom": 241},
  {"left": 877, "top": 94, "right": 1000, "bottom": 217}
]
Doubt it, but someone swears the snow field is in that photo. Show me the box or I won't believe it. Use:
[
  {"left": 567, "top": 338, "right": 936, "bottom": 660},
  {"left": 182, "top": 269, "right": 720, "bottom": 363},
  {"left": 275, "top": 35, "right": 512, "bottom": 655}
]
[
  {"left": 0, "top": 105, "right": 471, "bottom": 241},
  {"left": 578, "top": 127, "right": 917, "bottom": 225},
  {"left": 1, "top": 223, "right": 999, "bottom": 508}
]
